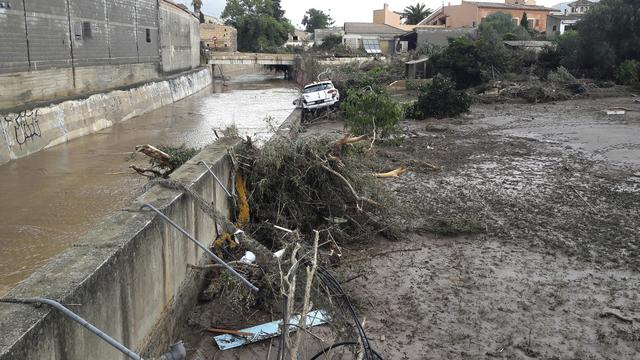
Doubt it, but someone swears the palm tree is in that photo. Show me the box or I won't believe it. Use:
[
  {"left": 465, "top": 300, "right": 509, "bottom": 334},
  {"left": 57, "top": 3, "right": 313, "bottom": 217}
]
[
  {"left": 401, "top": 3, "right": 433, "bottom": 25},
  {"left": 192, "top": 0, "right": 202, "bottom": 13}
]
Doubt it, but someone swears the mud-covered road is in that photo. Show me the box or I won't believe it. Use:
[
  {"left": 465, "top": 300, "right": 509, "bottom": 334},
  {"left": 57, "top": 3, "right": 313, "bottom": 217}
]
[{"left": 333, "top": 96, "right": 640, "bottom": 359}]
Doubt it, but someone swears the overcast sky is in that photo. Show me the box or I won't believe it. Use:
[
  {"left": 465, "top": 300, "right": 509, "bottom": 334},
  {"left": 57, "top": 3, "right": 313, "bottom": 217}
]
[{"left": 181, "top": 0, "right": 563, "bottom": 29}]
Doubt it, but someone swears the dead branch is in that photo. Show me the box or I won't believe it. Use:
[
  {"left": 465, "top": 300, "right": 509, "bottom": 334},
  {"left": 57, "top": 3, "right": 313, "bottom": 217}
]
[
  {"left": 135, "top": 144, "right": 171, "bottom": 167},
  {"left": 129, "top": 165, "right": 165, "bottom": 178},
  {"left": 319, "top": 163, "right": 381, "bottom": 208},
  {"left": 334, "top": 134, "right": 369, "bottom": 146},
  {"left": 375, "top": 166, "right": 408, "bottom": 178},
  {"left": 289, "top": 231, "right": 320, "bottom": 360},
  {"left": 368, "top": 121, "right": 377, "bottom": 151}
]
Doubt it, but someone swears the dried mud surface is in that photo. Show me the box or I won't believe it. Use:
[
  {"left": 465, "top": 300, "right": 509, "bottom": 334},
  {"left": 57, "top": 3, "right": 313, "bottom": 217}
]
[{"left": 183, "top": 95, "right": 640, "bottom": 359}]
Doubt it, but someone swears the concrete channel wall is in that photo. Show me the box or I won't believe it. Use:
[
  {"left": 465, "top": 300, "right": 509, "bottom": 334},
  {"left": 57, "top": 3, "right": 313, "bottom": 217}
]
[
  {"left": 0, "top": 67, "right": 212, "bottom": 166},
  {"left": 0, "top": 137, "right": 238, "bottom": 360},
  {"left": 0, "top": 109, "right": 302, "bottom": 360}
]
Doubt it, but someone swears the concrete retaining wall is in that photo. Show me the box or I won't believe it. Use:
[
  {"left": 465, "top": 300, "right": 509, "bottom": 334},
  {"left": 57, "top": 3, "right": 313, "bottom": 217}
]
[
  {"left": 0, "top": 137, "right": 239, "bottom": 360},
  {"left": 159, "top": 0, "right": 201, "bottom": 74},
  {"left": 0, "top": 67, "right": 212, "bottom": 165}
]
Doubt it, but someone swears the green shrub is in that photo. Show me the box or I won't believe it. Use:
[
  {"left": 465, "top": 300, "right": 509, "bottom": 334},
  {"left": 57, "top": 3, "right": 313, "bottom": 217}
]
[
  {"left": 478, "top": 12, "right": 517, "bottom": 40},
  {"left": 409, "top": 75, "right": 472, "bottom": 119},
  {"left": 341, "top": 89, "right": 403, "bottom": 138},
  {"left": 616, "top": 60, "right": 640, "bottom": 86},
  {"left": 431, "top": 37, "right": 483, "bottom": 89}
]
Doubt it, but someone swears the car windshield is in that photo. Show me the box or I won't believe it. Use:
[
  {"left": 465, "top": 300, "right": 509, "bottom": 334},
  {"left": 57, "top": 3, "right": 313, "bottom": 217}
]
[{"left": 303, "top": 83, "right": 333, "bottom": 93}]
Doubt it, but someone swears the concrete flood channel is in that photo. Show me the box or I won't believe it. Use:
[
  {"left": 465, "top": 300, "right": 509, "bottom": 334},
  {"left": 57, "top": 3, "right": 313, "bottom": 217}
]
[{"left": 0, "top": 75, "right": 298, "bottom": 296}]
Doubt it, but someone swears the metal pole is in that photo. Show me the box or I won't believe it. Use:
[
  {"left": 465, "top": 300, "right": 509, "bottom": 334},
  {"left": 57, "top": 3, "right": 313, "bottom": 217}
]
[
  {"left": 141, "top": 203, "right": 259, "bottom": 292},
  {"left": 0, "top": 298, "right": 143, "bottom": 360},
  {"left": 198, "top": 161, "right": 234, "bottom": 198}
]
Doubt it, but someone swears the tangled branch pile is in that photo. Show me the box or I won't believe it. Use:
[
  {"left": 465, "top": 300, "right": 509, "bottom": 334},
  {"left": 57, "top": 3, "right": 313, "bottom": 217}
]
[{"left": 241, "top": 133, "right": 398, "bottom": 249}]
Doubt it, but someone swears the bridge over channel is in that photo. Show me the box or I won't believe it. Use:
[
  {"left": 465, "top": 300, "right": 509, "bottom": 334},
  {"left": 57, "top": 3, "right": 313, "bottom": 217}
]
[{"left": 207, "top": 52, "right": 298, "bottom": 66}]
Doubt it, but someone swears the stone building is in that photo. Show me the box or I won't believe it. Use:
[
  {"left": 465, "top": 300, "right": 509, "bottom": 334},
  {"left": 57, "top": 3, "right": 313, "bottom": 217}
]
[
  {"left": 0, "top": 0, "right": 201, "bottom": 110},
  {"left": 200, "top": 23, "right": 238, "bottom": 52}
]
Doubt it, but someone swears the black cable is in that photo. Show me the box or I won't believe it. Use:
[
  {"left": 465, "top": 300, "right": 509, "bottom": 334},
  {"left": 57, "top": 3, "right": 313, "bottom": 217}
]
[
  {"left": 308, "top": 341, "right": 384, "bottom": 360},
  {"left": 309, "top": 264, "right": 379, "bottom": 360}
]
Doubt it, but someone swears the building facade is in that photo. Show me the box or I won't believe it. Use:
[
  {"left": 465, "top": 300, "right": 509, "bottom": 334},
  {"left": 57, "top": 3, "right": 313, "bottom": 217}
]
[
  {"left": 420, "top": 0, "right": 554, "bottom": 33},
  {"left": 200, "top": 23, "right": 238, "bottom": 52},
  {"left": 343, "top": 23, "right": 406, "bottom": 55},
  {"left": 546, "top": 0, "right": 595, "bottom": 37},
  {"left": 0, "top": 0, "right": 200, "bottom": 110}
]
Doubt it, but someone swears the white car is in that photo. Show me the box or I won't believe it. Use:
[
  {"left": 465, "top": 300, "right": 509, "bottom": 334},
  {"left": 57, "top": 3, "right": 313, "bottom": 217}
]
[{"left": 298, "top": 81, "right": 340, "bottom": 111}]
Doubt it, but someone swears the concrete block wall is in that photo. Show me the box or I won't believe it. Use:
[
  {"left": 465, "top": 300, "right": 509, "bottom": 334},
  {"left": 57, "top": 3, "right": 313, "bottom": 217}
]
[
  {"left": 0, "top": 67, "right": 212, "bottom": 165},
  {"left": 0, "top": 137, "right": 239, "bottom": 360},
  {"left": 160, "top": 0, "right": 201, "bottom": 74},
  {"left": 0, "top": 0, "right": 201, "bottom": 111}
]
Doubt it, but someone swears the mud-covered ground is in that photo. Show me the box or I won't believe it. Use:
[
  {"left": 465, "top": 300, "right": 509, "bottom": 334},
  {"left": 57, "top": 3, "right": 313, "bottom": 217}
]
[{"left": 182, "top": 94, "right": 640, "bottom": 359}]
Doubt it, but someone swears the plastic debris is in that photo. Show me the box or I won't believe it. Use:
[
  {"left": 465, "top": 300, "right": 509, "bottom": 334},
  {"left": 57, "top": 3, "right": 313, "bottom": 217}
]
[
  {"left": 213, "top": 309, "right": 330, "bottom": 351},
  {"left": 604, "top": 107, "right": 631, "bottom": 115},
  {"left": 240, "top": 251, "right": 256, "bottom": 264},
  {"left": 273, "top": 248, "right": 286, "bottom": 258}
]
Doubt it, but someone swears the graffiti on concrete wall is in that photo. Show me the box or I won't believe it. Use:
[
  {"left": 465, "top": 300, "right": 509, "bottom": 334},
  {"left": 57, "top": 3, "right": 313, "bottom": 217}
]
[{"left": 3, "top": 110, "right": 41, "bottom": 147}]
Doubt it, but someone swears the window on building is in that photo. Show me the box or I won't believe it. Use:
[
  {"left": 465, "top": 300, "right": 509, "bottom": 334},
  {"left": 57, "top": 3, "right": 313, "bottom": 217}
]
[
  {"left": 513, "top": 18, "right": 519, "bottom": 26},
  {"left": 362, "top": 38, "right": 382, "bottom": 54},
  {"left": 73, "top": 22, "right": 83, "bottom": 40},
  {"left": 82, "top": 21, "right": 92, "bottom": 39},
  {"left": 553, "top": 25, "right": 557, "bottom": 32},
  {"left": 293, "top": 35, "right": 299, "bottom": 41},
  {"left": 527, "top": 19, "right": 535, "bottom": 28},
  {"left": 146, "top": 28, "right": 151, "bottom": 43}
]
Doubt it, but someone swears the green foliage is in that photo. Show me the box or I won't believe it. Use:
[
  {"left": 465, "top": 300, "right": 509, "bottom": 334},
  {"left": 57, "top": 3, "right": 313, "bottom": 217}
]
[
  {"left": 222, "top": 0, "right": 293, "bottom": 52},
  {"left": 330, "top": 60, "right": 405, "bottom": 97},
  {"left": 342, "top": 90, "right": 403, "bottom": 138},
  {"left": 409, "top": 75, "right": 472, "bottom": 119},
  {"left": 411, "top": 43, "right": 445, "bottom": 60},
  {"left": 317, "top": 34, "right": 342, "bottom": 50},
  {"left": 479, "top": 12, "right": 516, "bottom": 39},
  {"left": 401, "top": 3, "right": 433, "bottom": 25},
  {"left": 574, "top": 0, "right": 640, "bottom": 78},
  {"left": 555, "top": 30, "right": 580, "bottom": 73},
  {"left": 431, "top": 37, "right": 482, "bottom": 89},
  {"left": 245, "top": 136, "right": 397, "bottom": 245},
  {"left": 431, "top": 37, "right": 515, "bottom": 89},
  {"left": 158, "top": 145, "right": 200, "bottom": 170},
  {"left": 302, "top": 8, "right": 334, "bottom": 33},
  {"left": 616, "top": 60, "right": 640, "bottom": 86}
]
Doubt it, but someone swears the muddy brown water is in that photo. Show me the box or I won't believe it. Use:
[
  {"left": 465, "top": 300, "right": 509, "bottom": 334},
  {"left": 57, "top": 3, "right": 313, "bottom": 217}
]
[{"left": 0, "top": 75, "right": 299, "bottom": 295}]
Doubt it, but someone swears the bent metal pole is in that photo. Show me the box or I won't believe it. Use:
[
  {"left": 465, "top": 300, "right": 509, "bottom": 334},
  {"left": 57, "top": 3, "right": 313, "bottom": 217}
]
[
  {"left": 197, "top": 161, "right": 234, "bottom": 198},
  {"left": 0, "top": 298, "right": 143, "bottom": 360},
  {"left": 141, "top": 203, "right": 259, "bottom": 292}
]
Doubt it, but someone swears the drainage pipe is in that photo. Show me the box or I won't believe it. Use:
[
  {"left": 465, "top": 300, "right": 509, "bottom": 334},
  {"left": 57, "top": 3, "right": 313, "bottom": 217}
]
[{"left": 141, "top": 203, "right": 259, "bottom": 292}]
